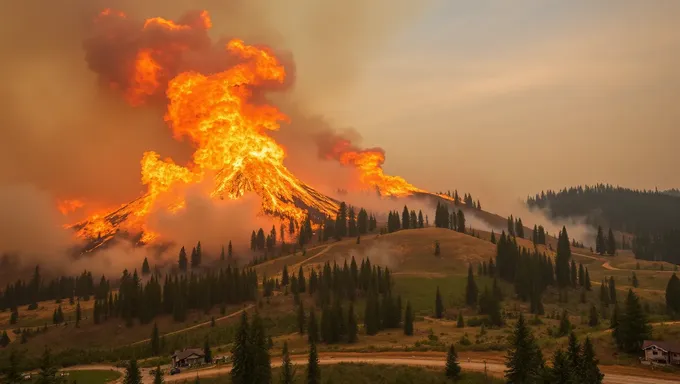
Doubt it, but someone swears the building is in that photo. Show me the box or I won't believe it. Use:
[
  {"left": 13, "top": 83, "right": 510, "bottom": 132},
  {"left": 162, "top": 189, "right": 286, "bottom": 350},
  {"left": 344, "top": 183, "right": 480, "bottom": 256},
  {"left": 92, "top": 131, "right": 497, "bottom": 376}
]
[
  {"left": 642, "top": 340, "right": 680, "bottom": 365},
  {"left": 172, "top": 348, "right": 205, "bottom": 368}
]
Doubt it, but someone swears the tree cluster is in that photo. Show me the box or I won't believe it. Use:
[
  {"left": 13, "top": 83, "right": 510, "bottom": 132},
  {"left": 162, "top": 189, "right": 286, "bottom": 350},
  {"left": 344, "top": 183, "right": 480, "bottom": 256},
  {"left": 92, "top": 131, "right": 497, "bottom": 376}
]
[
  {"left": 433, "top": 201, "right": 466, "bottom": 233},
  {"left": 1, "top": 266, "right": 95, "bottom": 311},
  {"left": 595, "top": 226, "right": 617, "bottom": 255},
  {"left": 612, "top": 289, "right": 652, "bottom": 353}
]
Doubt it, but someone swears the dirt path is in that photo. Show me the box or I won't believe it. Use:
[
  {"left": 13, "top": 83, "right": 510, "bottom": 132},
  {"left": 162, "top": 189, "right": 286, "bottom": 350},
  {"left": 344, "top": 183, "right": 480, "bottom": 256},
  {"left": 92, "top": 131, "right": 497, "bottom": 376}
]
[
  {"left": 128, "top": 304, "right": 254, "bottom": 347},
  {"left": 157, "top": 352, "right": 680, "bottom": 384}
]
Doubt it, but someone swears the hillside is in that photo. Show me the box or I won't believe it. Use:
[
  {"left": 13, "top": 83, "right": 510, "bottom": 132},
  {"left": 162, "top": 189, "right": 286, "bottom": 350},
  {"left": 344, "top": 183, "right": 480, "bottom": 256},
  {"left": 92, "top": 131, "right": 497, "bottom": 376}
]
[{"left": 526, "top": 184, "right": 680, "bottom": 234}]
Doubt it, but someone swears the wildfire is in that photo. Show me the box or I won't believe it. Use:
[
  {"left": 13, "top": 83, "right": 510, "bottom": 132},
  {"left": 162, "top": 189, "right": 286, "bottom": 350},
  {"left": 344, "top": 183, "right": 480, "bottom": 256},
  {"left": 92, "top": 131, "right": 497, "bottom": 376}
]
[{"left": 71, "top": 9, "right": 434, "bottom": 250}]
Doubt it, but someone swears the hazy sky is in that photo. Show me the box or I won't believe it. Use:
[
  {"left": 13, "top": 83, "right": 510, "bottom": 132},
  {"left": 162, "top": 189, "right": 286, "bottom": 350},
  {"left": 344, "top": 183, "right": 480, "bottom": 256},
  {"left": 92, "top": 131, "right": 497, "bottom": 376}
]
[{"left": 297, "top": 0, "right": 680, "bottom": 210}]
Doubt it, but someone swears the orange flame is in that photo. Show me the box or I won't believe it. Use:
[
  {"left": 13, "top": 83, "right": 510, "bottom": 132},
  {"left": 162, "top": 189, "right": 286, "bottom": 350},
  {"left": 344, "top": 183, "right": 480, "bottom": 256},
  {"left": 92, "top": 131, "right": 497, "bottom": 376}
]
[
  {"left": 126, "top": 49, "right": 162, "bottom": 106},
  {"left": 338, "top": 151, "right": 425, "bottom": 197}
]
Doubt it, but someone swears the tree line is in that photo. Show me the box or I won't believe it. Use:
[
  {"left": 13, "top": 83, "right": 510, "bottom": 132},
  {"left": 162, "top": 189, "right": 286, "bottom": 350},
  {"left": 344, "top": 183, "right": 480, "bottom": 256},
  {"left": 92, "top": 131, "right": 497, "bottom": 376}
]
[{"left": 433, "top": 201, "right": 466, "bottom": 232}]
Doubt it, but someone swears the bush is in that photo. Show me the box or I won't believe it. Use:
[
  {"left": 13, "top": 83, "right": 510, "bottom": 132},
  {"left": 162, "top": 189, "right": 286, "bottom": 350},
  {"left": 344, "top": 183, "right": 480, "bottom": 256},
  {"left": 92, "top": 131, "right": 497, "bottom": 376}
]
[{"left": 458, "top": 333, "right": 472, "bottom": 346}]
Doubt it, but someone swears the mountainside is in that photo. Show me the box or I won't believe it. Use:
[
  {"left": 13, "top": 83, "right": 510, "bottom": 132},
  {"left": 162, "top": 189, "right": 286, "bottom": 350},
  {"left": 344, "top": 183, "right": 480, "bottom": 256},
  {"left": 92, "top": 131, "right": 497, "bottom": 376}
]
[{"left": 526, "top": 184, "right": 680, "bottom": 234}]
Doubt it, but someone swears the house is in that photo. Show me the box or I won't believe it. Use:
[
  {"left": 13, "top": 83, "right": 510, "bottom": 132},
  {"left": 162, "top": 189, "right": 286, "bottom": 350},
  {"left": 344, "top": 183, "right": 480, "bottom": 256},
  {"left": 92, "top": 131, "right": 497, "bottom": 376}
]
[
  {"left": 171, "top": 348, "right": 205, "bottom": 368},
  {"left": 642, "top": 340, "right": 680, "bottom": 365}
]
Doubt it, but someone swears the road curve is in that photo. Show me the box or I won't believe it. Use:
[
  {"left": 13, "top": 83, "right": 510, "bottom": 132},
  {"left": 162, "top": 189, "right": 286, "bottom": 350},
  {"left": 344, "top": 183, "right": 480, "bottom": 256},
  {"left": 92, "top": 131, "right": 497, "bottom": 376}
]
[{"left": 156, "top": 354, "right": 680, "bottom": 384}]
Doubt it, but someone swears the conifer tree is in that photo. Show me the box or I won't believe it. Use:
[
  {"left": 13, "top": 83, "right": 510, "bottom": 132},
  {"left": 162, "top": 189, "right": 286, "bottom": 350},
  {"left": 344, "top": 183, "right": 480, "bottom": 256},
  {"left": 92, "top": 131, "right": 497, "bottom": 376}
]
[
  {"left": 178, "top": 247, "right": 188, "bottom": 272},
  {"left": 596, "top": 226, "right": 605, "bottom": 255},
  {"left": 403, "top": 301, "right": 414, "bottom": 336},
  {"left": 456, "top": 311, "right": 464, "bottom": 328},
  {"left": 570, "top": 260, "right": 577, "bottom": 288},
  {"left": 465, "top": 264, "right": 478, "bottom": 307},
  {"left": 297, "top": 301, "right": 306, "bottom": 334},
  {"left": 614, "top": 289, "right": 651, "bottom": 353},
  {"left": 153, "top": 363, "right": 164, "bottom": 384},
  {"left": 665, "top": 273, "right": 680, "bottom": 315},
  {"left": 418, "top": 210, "right": 424, "bottom": 228},
  {"left": 347, "top": 303, "right": 358, "bottom": 343},
  {"left": 609, "top": 277, "right": 617, "bottom": 304},
  {"left": 578, "top": 263, "right": 585, "bottom": 287},
  {"left": 37, "top": 348, "right": 60, "bottom": 384},
  {"left": 548, "top": 349, "right": 575, "bottom": 384},
  {"left": 581, "top": 337, "right": 604, "bottom": 384},
  {"left": 490, "top": 230, "right": 496, "bottom": 244},
  {"left": 445, "top": 344, "right": 461, "bottom": 380},
  {"left": 555, "top": 227, "right": 572, "bottom": 287},
  {"left": 558, "top": 310, "right": 571, "bottom": 337},
  {"left": 607, "top": 228, "right": 616, "bottom": 255},
  {"left": 203, "top": 336, "right": 212, "bottom": 363},
  {"left": 75, "top": 300, "right": 81, "bottom": 327},
  {"left": 308, "top": 310, "right": 319, "bottom": 344},
  {"left": 250, "top": 312, "right": 272, "bottom": 384},
  {"left": 280, "top": 342, "right": 294, "bottom": 384},
  {"left": 456, "top": 210, "right": 466, "bottom": 233},
  {"left": 588, "top": 305, "right": 599, "bottom": 327},
  {"left": 600, "top": 282, "right": 610, "bottom": 307},
  {"left": 504, "top": 313, "right": 545, "bottom": 383},
  {"left": 566, "top": 332, "right": 581, "bottom": 370},
  {"left": 585, "top": 268, "right": 592, "bottom": 291},
  {"left": 6, "top": 349, "right": 22, "bottom": 383},
  {"left": 142, "top": 257, "right": 151, "bottom": 276},
  {"left": 282, "top": 265, "right": 289, "bottom": 286},
  {"left": 0, "top": 330, "right": 10, "bottom": 347},
  {"left": 402, "top": 205, "right": 410, "bottom": 230},
  {"left": 435, "top": 286, "right": 444, "bottom": 319},
  {"left": 124, "top": 359, "right": 142, "bottom": 384},
  {"left": 231, "top": 312, "right": 251, "bottom": 384},
  {"left": 151, "top": 322, "right": 160, "bottom": 356},
  {"left": 632, "top": 272, "right": 639, "bottom": 288},
  {"left": 307, "top": 341, "right": 320, "bottom": 384}
]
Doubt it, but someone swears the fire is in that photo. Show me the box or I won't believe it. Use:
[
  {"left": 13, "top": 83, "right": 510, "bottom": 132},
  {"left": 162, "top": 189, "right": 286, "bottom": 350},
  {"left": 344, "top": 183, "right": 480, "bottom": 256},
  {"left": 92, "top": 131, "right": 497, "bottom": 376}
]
[
  {"left": 71, "top": 9, "right": 434, "bottom": 250},
  {"left": 57, "top": 199, "right": 84, "bottom": 215},
  {"left": 127, "top": 49, "right": 162, "bottom": 106}
]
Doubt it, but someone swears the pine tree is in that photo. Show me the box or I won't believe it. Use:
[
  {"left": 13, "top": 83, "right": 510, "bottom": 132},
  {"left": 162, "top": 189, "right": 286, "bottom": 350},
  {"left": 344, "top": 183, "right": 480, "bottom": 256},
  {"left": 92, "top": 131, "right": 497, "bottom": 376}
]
[
  {"left": 609, "top": 277, "right": 617, "bottom": 304},
  {"left": 418, "top": 210, "right": 424, "bottom": 228},
  {"left": 75, "top": 300, "right": 81, "bottom": 327},
  {"left": 570, "top": 260, "right": 577, "bottom": 288},
  {"left": 37, "top": 348, "right": 60, "bottom": 384},
  {"left": 280, "top": 341, "right": 294, "bottom": 384},
  {"left": 585, "top": 268, "right": 592, "bottom": 291},
  {"left": 231, "top": 312, "right": 251, "bottom": 384},
  {"left": 151, "top": 322, "right": 160, "bottom": 356},
  {"left": 445, "top": 344, "right": 461, "bottom": 380},
  {"left": 6, "top": 349, "right": 22, "bottom": 383},
  {"left": 588, "top": 305, "right": 599, "bottom": 327},
  {"left": 665, "top": 273, "right": 680, "bottom": 315},
  {"left": 504, "top": 313, "right": 545, "bottom": 383},
  {"left": 566, "top": 332, "right": 581, "bottom": 371},
  {"left": 153, "top": 363, "right": 164, "bottom": 384},
  {"left": 491, "top": 230, "right": 496, "bottom": 244},
  {"left": 308, "top": 310, "right": 319, "bottom": 344},
  {"left": 555, "top": 226, "right": 572, "bottom": 287},
  {"left": 347, "top": 303, "right": 358, "bottom": 343},
  {"left": 631, "top": 272, "right": 639, "bottom": 288},
  {"left": 548, "top": 349, "right": 575, "bottom": 384},
  {"left": 307, "top": 342, "right": 321, "bottom": 384},
  {"left": 297, "top": 301, "right": 306, "bottom": 334},
  {"left": 178, "top": 247, "right": 188, "bottom": 272},
  {"left": 465, "top": 264, "right": 478, "bottom": 307},
  {"left": 596, "top": 226, "right": 605, "bottom": 255},
  {"left": 0, "top": 330, "right": 10, "bottom": 347},
  {"left": 581, "top": 337, "right": 604, "bottom": 384},
  {"left": 250, "top": 312, "right": 272, "bottom": 383},
  {"left": 600, "top": 282, "right": 610, "bottom": 307},
  {"left": 435, "top": 286, "right": 444, "bottom": 319},
  {"left": 614, "top": 289, "right": 651, "bottom": 353},
  {"left": 402, "top": 205, "right": 410, "bottom": 230},
  {"left": 124, "top": 359, "right": 142, "bottom": 384},
  {"left": 457, "top": 311, "right": 465, "bottom": 328},
  {"left": 203, "top": 337, "right": 212, "bottom": 363},
  {"left": 282, "top": 265, "right": 289, "bottom": 286},
  {"left": 607, "top": 228, "right": 616, "bottom": 255},
  {"left": 558, "top": 310, "right": 571, "bottom": 337},
  {"left": 142, "top": 257, "right": 151, "bottom": 275},
  {"left": 403, "top": 301, "right": 414, "bottom": 336}
]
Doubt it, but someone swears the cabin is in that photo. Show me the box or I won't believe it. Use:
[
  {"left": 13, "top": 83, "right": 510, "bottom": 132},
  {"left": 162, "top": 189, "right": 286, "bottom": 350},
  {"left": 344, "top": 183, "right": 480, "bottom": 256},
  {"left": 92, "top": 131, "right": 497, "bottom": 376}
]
[
  {"left": 171, "top": 348, "right": 205, "bottom": 368},
  {"left": 642, "top": 340, "right": 680, "bottom": 365}
]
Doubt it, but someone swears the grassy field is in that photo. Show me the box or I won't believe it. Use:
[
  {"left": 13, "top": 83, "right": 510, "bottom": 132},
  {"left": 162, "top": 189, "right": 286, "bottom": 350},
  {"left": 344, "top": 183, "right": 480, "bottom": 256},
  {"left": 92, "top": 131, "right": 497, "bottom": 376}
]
[
  {"left": 27, "top": 369, "right": 121, "bottom": 383},
  {"left": 172, "top": 363, "right": 503, "bottom": 383}
]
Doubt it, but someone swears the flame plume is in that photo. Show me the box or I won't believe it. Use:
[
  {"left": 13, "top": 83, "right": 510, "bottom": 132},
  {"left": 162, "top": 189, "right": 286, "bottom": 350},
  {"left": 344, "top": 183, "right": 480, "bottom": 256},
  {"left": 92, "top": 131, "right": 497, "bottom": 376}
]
[{"left": 71, "top": 9, "right": 444, "bottom": 251}]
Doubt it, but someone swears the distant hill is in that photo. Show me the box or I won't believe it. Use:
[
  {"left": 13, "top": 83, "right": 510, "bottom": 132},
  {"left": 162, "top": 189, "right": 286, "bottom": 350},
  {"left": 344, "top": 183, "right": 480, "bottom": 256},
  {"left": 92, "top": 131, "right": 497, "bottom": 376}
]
[{"left": 526, "top": 184, "right": 680, "bottom": 234}]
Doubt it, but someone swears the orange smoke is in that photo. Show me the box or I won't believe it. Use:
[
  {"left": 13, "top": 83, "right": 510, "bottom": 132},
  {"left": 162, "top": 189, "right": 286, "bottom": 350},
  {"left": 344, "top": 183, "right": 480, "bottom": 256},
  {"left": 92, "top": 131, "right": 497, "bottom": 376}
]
[{"left": 57, "top": 199, "right": 84, "bottom": 215}]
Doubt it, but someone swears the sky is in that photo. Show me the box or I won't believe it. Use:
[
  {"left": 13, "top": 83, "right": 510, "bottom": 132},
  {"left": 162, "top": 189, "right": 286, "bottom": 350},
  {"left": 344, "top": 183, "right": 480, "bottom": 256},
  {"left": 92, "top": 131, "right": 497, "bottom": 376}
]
[{"left": 296, "top": 0, "right": 680, "bottom": 211}]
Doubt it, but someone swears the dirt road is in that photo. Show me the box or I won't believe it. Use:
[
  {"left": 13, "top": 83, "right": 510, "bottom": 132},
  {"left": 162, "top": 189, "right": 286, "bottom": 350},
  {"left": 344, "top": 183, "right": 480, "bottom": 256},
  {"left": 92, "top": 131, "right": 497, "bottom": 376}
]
[{"left": 152, "top": 352, "right": 680, "bottom": 384}]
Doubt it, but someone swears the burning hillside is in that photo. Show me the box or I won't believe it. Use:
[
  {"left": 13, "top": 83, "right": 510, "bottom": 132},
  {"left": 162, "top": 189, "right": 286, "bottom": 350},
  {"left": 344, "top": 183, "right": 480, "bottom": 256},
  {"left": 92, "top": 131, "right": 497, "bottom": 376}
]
[{"left": 68, "top": 9, "right": 449, "bottom": 252}]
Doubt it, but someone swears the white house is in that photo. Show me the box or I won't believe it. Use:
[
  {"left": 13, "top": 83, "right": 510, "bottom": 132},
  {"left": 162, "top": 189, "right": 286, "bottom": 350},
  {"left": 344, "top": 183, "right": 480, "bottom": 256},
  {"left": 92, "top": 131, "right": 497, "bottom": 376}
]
[
  {"left": 642, "top": 340, "right": 680, "bottom": 365},
  {"left": 171, "top": 348, "right": 205, "bottom": 368}
]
